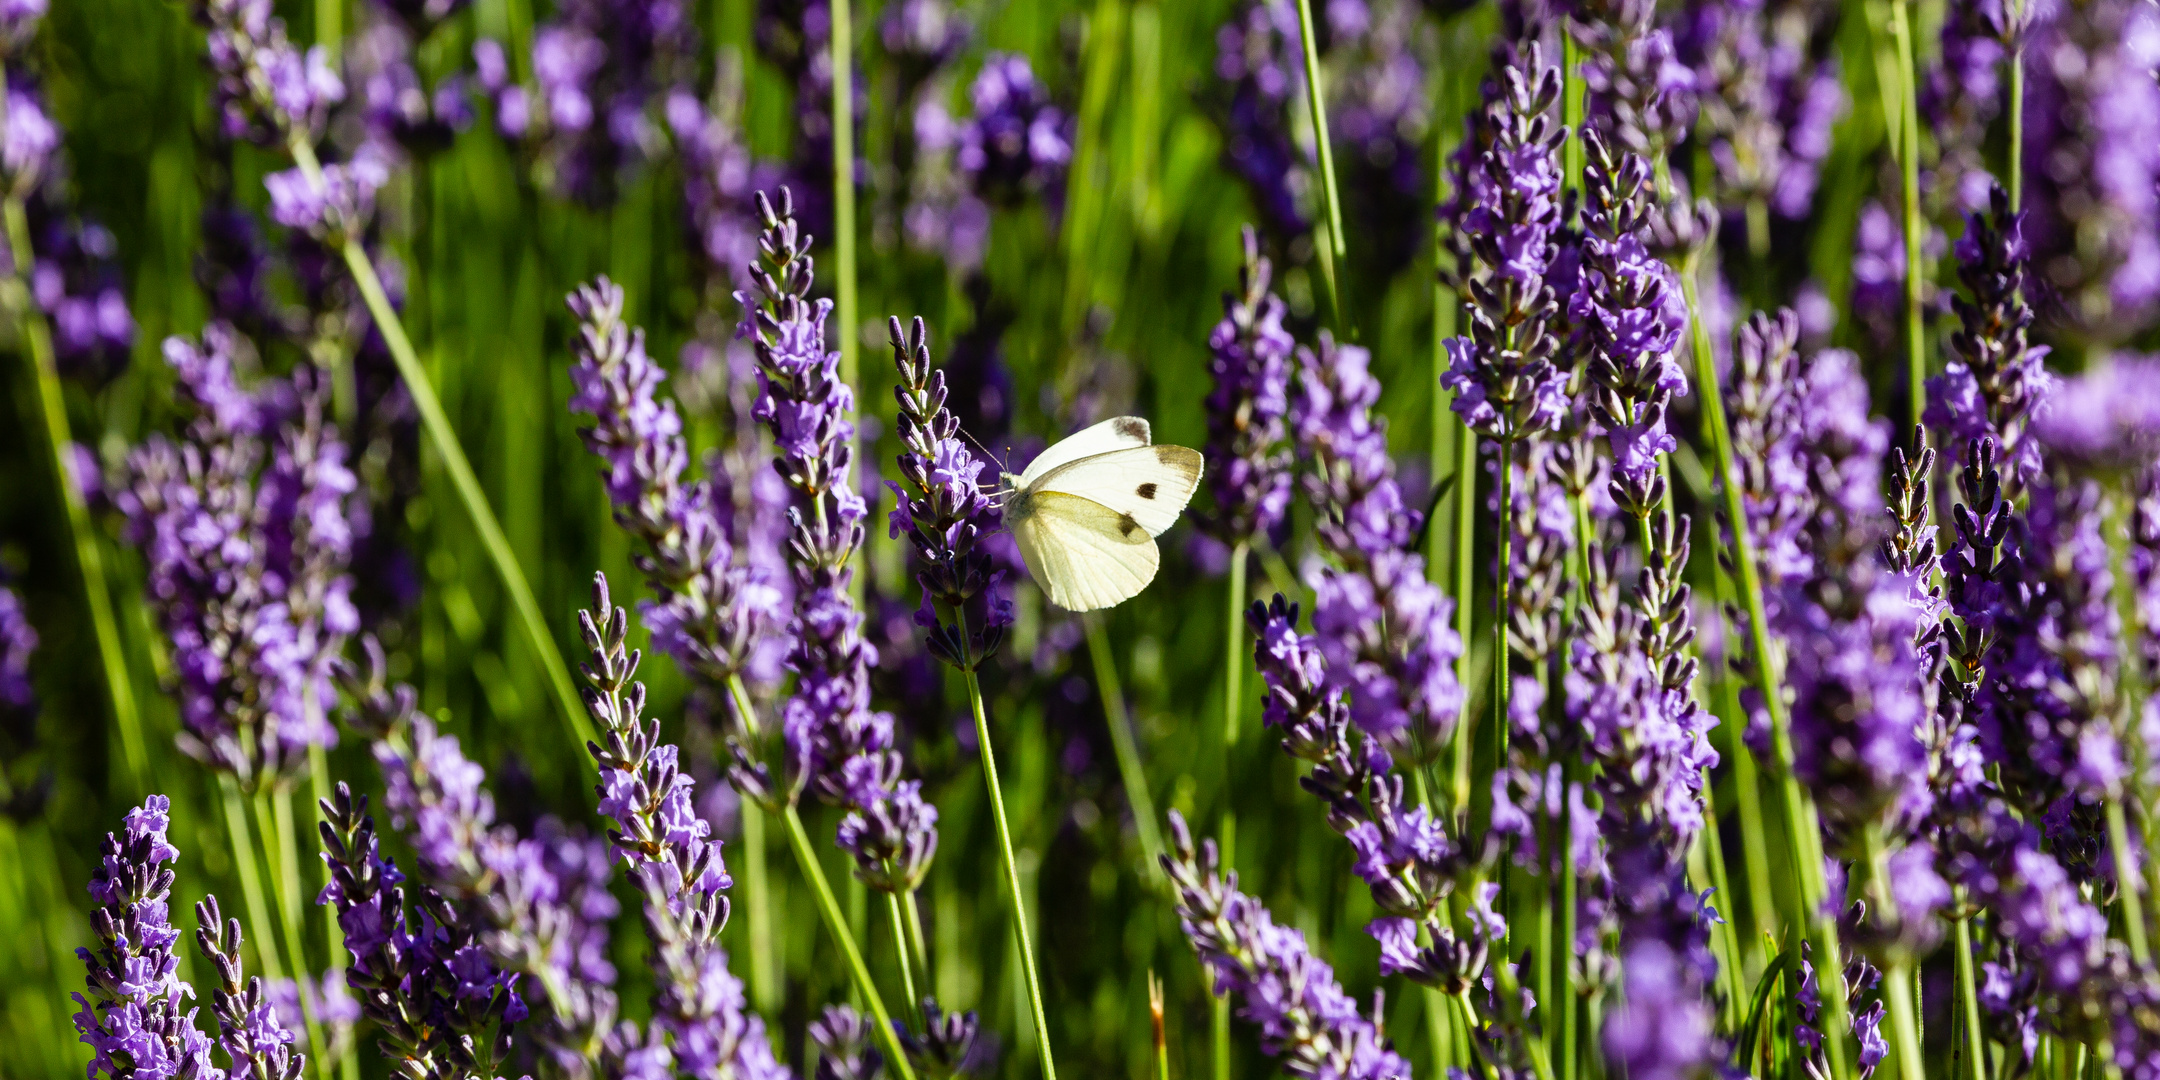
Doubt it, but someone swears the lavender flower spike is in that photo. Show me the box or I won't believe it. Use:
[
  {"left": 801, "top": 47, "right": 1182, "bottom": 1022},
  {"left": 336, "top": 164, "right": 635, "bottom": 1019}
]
[
  {"left": 1201, "top": 226, "right": 1294, "bottom": 552},
  {"left": 1573, "top": 128, "right": 1689, "bottom": 518},
  {"left": 1442, "top": 42, "right": 1570, "bottom": 446},
  {"left": 72, "top": 796, "right": 222, "bottom": 1080},
  {"left": 577, "top": 573, "right": 790, "bottom": 1080},
  {"left": 887, "top": 314, "right": 1011, "bottom": 671},
  {"left": 194, "top": 895, "right": 306, "bottom": 1080},
  {"left": 1160, "top": 811, "right": 1411, "bottom": 1080},
  {"left": 568, "top": 276, "right": 788, "bottom": 692}
]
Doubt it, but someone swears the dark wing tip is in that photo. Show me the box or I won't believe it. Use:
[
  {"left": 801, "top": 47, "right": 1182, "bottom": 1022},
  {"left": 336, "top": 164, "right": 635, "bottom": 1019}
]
[{"left": 1114, "top": 417, "right": 1151, "bottom": 444}]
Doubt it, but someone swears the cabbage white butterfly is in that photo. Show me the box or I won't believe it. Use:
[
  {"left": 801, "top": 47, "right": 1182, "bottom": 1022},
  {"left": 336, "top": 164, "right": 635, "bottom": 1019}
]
[{"left": 1002, "top": 417, "right": 1204, "bottom": 612}]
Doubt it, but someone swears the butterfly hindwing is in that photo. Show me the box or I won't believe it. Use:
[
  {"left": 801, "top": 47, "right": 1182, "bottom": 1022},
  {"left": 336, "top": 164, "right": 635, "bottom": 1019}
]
[
  {"left": 1030, "top": 445, "right": 1204, "bottom": 538},
  {"left": 1011, "top": 490, "right": 1161, "bottom": 612},
  {"left": 1015, "top": 416, "right": 1153, "bottom": 488}
]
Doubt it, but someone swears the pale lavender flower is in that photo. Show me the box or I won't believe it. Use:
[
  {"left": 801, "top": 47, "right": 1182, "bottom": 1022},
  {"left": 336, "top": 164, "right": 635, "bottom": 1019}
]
[
  {"left": 1201, "top": 227, "right": 1295, "bottom": 553},
  {"left": 524, "top": 0, "right": 698, "bottom": 206},
  {"left": 118, "top": 327, "right": 357, "bottom": 788},
  {"left": 1603, "top": 941, "right": 1717, "bottom": 1080},
  {"left": 1570, "top": 0, "right": 1697, "bottom": 161},
  {"left": 1573, "top": 129, "right": 1689, "bottom": 516},
  {"left": 1292, "top": 336, "right": 1464, "bottom": 753},
  {"left": 2, "top": 78, "right": 56, "bottom": 187},
  {"left": 568, "top": 276, "right": 789, "bottom": 692},
  {"left": 194, "top": 0, "right": 346, "bottom": 145},
  {"left": 265, "top": 145, "right": 392, "bottom": 241},
  {"left": 2030, "top": 357, "right": 2160, "bottom": 472},
  {"left": 2021, "top": 0, "right": 2160, "bottom": 339},
  {"left": 1161, "top": 811, "right": 1412, "bottom": 1080}
]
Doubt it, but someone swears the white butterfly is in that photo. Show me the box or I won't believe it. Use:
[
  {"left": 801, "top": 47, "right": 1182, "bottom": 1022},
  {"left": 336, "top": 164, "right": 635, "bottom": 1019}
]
[{"left": 1001, "top": 416, "right": 1205, "bottom": 612}]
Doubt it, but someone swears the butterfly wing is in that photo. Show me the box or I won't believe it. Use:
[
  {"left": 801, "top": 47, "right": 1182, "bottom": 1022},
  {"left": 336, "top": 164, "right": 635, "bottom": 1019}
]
[
  {"left": 1031, "top": 445, "right": 1204, "bottom": 537},
  {"left": 1011, "top": 490, "right": 1162, "bottom": 612},
  {"left": 1016, "top": 416, "right": 1154, "bottom": 488}
]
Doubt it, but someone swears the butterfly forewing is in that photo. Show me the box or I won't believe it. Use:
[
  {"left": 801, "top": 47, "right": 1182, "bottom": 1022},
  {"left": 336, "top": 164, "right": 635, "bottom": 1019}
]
[
  {"left": 1016, "top": 416, "right": 1153, "bottom": 487},
  {"left": 1030, "top": 445, "right": 1203, "bottom": 538},
  {"left": 1012, "top": 490, "right": 1161, "bottom": 612}
]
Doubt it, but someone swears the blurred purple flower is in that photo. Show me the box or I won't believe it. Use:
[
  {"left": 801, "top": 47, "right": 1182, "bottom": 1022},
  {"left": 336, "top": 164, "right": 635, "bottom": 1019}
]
[
  {"left": 957, "top": 53, "right": 1071, "bottom": 204},
  {"left": 1201, "top": 227, "right": 1295, "bottom": 553}
]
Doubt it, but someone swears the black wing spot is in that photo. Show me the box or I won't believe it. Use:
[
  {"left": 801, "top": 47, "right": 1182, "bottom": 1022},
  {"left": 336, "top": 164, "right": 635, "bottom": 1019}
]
[
  {"left": 1114, "top": 417, "right": 1150, "bottom": 442},
  {"left": 1137, "top": 482, "right": 1158, "bottom": 500},
  {"left": 1118, "top": 513, "right": 1141, "bottom": 537}
]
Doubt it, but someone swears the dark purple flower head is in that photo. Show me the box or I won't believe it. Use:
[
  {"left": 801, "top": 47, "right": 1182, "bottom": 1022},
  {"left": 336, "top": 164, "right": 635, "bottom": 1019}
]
[
  {"left": 1330, "top": 2, "right": 1428, "bottom": 276},
  {"left": 192, "top": 895, "right": 306, "bottom": 1080},
  {"left": 348, "top": 23, "right": 474, "bottom": 156},
  {"left": 523, "top": 0, "right": 698, "bottom": 206},
  {"left": 32, "top": 210, "right": 137, "bottom": 385},
  {"left": 1442, "top": 41, "right": 1570, "bottom": 445},
  {"left": 810, "top": 1005, "right": 882, "bottom": 1080},
  {"left": 1161, "top": 811, "right": 1412, "bottom": 1080},
  {"left": 1725, "top": 310, "right": 1812, "bottom": 590},
  {"left": 569, "top": 276, "right": 791, "bottom": 692},
  {"left": 881, "top": 0, "right": 969, "bottom": 75},
  {"left": 886, "top": 315, "right": 1010, "bottom": 672},
  {"left": 899, "top": 998, "right": 986, "bottom": 1079},
  {"left": 957, "top": 53, "right": 1071, "bottom": 204},
  {"left": 1212, "top": 0, "right": 1308, "bottom": 238},
  {"left": 317, "top": 782, "right": 526, "bottom": 1077},
  {"left": 1201, "top": 227, "right": 1295, "bottom": 551},
  {"left": 1927, "top": 186, "right": 2055, "bottom": 486}
]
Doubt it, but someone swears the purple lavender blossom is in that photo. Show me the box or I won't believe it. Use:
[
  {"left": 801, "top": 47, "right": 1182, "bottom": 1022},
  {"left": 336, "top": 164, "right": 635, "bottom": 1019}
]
[
  {"left": 1212, "top": 0, "right": 1307, "bottom": 239},
  {"left": 0, "top": 582, "right": 35, "bottom": 733},
  {"left": 1330, "top": 1, "right": 1428, "bottom": 276},
  {"left": 887, "top": 314, "right": 1010, "bottom": 674},
  {"left": 1441, "top": 42, "right": 1570, "bottom": 446},
  {"left": 1201, "top": 227, "right": 1295, "bottom": 553},
  {"left": 957, "top": 53, "right": 1071, "bottom": 205},
  {"left": 317, "top": 782, "right": 524, "bottom": 1077},
  {"left": 1160, "top": 811, "right": 1412, "bottom": 1080},
  {"left": 1292, "top": 336, "right": 1464, "bottom": 753},
  {"left": 31, "top": 211, "right": 137, "bottom": 384},
  {"left": 568, "top": 276, "right": 789, "bottom": 694},
  {"left": 730, "top": 190, "right": 895, "bottom": 823},
  {"left": 523, "top": 0, "right": 698, "bottom": 206},
  {"left": 192, "top": 895, "right": 307, "bottom": 1080},
  {"left": 264, "top": 145, "right": 392, "bottom": 242},
  {"left": 2021, "top": 0, "right": 2160, "bottom": 340},
  {"left": 1, "top": 75, "right": 57, "bottom": 185},
  {"left": 1603, "top": 941, "right": 1717, "bottom": 1080},
  {"left": 72, "top": 796, "right": 223, "bottom": 1080},
  {"left": 1724, "top": 310, "right": 1812, "bottom": 593},
  {"left": 2030, "top": 357, "right": 2160, "bottom": 472},
  {"left": 348, "top": 23, "right": 474, "bottom": 156},
  {"left": 194, "top": 0, "right": 346, "bottom": 146},
  {"left": 1573, "top": 129, "right": 1690, "bottom": 516},
  {"left": 1570, "top": 0, "right": 1697, "bottom": 161},
  {"left": 1921, "top": 0, "right": 2008, "bottom": 217},
  {"left": 670, "top": 90, "right": 783, "bottom": 294},
  {"left": 575, "top": 574, "right": 789, "bottom": 1080},
  {"left": 1680, "top": 0, "right": 1844, "bottom": 219},
  {"left": 1796, "top": 945, "right": 1888, "bottom": 1080},
  {"left": 117, "top": 326, "right": 357, "bottom": 787},
  {"left": 1927, "top": 186, "right": 2055, "bottom": 486}
]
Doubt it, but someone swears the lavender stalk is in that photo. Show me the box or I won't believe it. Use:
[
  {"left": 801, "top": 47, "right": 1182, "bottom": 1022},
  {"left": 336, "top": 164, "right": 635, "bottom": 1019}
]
[
  {"left": 192, "top": 0, "right": 593, "bottom": 751},
  {"left": 0, "top": 44, "right": 145, "bottom": 785},
  {"left": 1290, "top": 0, "right": 1346, "bottom": 327}
]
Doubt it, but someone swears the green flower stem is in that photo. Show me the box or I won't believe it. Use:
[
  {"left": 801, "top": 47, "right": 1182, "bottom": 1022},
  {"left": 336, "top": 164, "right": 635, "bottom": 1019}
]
[
  {"left": 959, "top": 610, "right": 1059, "bottom": 1080},
  {"left": 830, "top": 0, "right": 858, "bottom": 401},
  {"left": 1214, "top": 534, "right": 1247, "bottom": 1080},
  {"left": 1887, "top": 0, "right": 1925, "bottom": 433},
  {"left": 255, "top": 790, "right": 331, "bottom": 1080},
  {"left": 281, "top": 136, "right": 595, "bottom": 758},
  {"left": 2108, "top": 799, "right": 2151, "bottom": 963},
  {"left": 1680, "top": 259, "right": 1852, "bottom": 1080},
  {"left": 1448, "top": 391, "right": 1477, "bottom": 817},
  {"left": 779, "top": 803, "right": 919, "bottom": 1080},
  {"left": 0, "top": 185, "right": 147, "bottom": 788},
  {"left": 1291, "top": 0, "right": 1348, "bottom": 331},
  {"left": 901, "top": 888, "right": 932, "bottom": 989},
  {"left": 887, "top": 891, "right": 922, "bottom": 1021},
  {"left": 308, "top": 742, "right": 360, "bottom": 1080},
  {"left": 1562, "top": 35, "right": 1584, "bottom": 194},
  {"left": 1863, "top": 828, "right": 1927, "bottom": 1080},
  {"left": 724, "top": 675, "right": 780, "bottom": 1015},
  {"left": 1085, "top": 614, "right": 1166, "bottom": 876},
  {"left": 2008, "top": 25, "right": 2025, "bottom": 212},
  {"left": 219, "top": 778, "right": 287, "bottom": 986},
  {"left": 1953, "top": 898, "right": 1990, "bottom": 1080},
  {"left": 1492, "top": 438, "right": 1513, "bottom": 818}
]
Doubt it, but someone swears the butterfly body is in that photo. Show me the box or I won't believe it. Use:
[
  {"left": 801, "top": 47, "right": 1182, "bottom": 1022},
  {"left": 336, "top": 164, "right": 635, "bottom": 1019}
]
[{"left": 1001, "top": 417, "right": 1203, "bottom": 612}]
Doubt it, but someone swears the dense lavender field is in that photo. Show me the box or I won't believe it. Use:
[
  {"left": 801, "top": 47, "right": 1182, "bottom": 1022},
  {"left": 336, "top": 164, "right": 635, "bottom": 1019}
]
[{"left": 3, "top": 0, "right": 2157, "bottom": 1076}]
